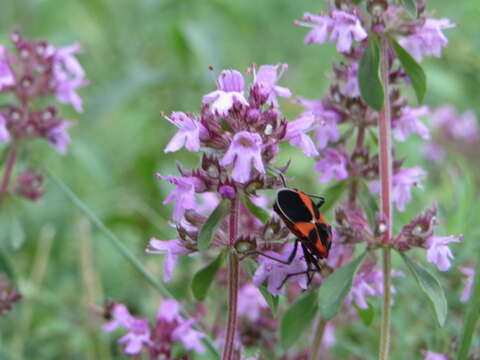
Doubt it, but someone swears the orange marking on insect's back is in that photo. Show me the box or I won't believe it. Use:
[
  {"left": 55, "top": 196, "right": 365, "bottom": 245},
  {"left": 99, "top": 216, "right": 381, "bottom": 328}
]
[
  {"left": 294, "top": 222, "right": 315, "bottom": 238},
  {"left": 317, "top": 215, "right": 330, "bottom": 225},
  {"left": 298, "top": 191, "right": 316, "bottom": 219},
  {"left": 315, "top": 239, "right": 328, "bottom": 258}
]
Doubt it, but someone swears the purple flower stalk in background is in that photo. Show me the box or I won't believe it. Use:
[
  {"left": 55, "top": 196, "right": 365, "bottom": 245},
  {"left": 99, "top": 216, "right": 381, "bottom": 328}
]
[
  {"left": 460, "top": 267, "right": 475, "bottom": 302},
  {"left": 422, "top": 350, "right": 450, "bottom": 360},
  {"left": 316, "top": 148, "right": 349, "bottom": 183}
]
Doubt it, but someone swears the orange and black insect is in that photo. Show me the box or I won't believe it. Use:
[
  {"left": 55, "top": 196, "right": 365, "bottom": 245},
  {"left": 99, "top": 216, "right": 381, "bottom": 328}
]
[{"left": 245, "top": 172, "right": 333, "bottom": 288}]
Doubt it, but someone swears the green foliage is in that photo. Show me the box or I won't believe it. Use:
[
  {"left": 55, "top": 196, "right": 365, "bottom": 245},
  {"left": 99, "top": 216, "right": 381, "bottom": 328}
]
[
  {"left": 241, "top": 194, "right": 271, "bottom": 223},
  {"left": 198, "top": 200, "right": 231, "bottom": 251},
  {"left": 192, "top": 251, "right": 225, "bottom": 301},
  {"left": 400, "top": 0, "right": 418, "bottom": 18},
  {"left": 359, "top": 36, "right": 384, "bottom": 111}
]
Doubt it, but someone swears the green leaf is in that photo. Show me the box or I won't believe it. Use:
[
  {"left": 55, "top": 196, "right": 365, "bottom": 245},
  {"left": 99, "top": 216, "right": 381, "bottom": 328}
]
[
  {"left": 192, "top": 252, "right": 225, "bottom": 301},
  {"left": 198, "top": 200, "right": 231, "bottom": 251},
  {"left": 358, "top": 36, "right": 384, "bottom": 111},
  {"left": 355, "top": 301, "right": 375, "bottom": 326},
  {"left": 391, "top": 38, "right": 426, "bottom": 103},
  {"left": 0, "top": 249, "right": 15, "bottom": 281},
  {"left": 400, "top": 0, "right": 417, "bottom": 18},
  {"left": 242, "top": 259, "right": 279, "bottom": 316},
  {"left": 280, "top": 291, "right": 318, "bottom": 349},
  {"left": 318, "top": 251, "right": 368, "bottom": 320},
  {"left": 10, "top": 214, "right": 25, "bottom": 250},
  {"left": 400, "top": 253, "right": 447, "bottom": 326},
  {"left": 321, "top": 181, "right": 348, "bottom": 213},
  {"left": 242, "top": 194, "right": 270, "bottom": 224}
]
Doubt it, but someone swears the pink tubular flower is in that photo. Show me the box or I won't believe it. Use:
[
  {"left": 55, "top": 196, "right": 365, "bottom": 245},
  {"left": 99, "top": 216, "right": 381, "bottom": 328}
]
[
  {"left": 0, "top": 46, "right": 15, "bottom": 90},
  {"left": 202, "top": 70, "right": 249, "bottom": 115},
  {"left": 253, "top": 242, "right": 308, "bottom": 296},
  {"left": 316, "top": 148, "right": 348, "bottom": 183},
  {"left": 422, "top": 350, "right": 450, "bottom": 360},
  {"left": 102, "top": 304, "right": 152, "bottom": 355},
  {"left": 220, "top": 131, "right": 265, "bottom": 183},
  {"left": 145, "top": 239, "right": 192, "bottom": 282},
  {"left": 296, "top": 11, "right": 367, "bottom": 52},
  {"left": 237, "top": 284, "right": 268, "bottom": 322},
  {"left": 164, "top": 112, "right": 204, "bottom": 153},
  {"left": 0, "top": 114, "right": 10, "bottom": 142},
  {"left": 425, "top": 235, "right": 462, "bottom": 271},
  {"left": 156, "top": 174, "right": 204, "bottom": 221},
  {"left": 369, "top": 167, "right": 426, "bottom": 212},
  {"left": 285, "top": 115, "right": 319, "bottom": 156},
  {"left": 253, "top": 63, "right": 291, "bottom": 106},
  {"left": 393, "top": 106, "right": 430, "bottom": 142},
  {"left": 399, "top": 18, "right": 455, "bottom": 62},
  {"left": 460, "top": 267, "right": 475, "bottom": 302},
  {"left": 46, "top": 121, "right": 71, "bottom": 155}
]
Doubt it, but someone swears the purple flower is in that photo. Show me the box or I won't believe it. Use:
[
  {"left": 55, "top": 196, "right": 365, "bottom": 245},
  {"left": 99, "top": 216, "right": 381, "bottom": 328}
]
[
  {"left": 329, "top": 10, "right": 368, "bottom": 53},
  {"left": 399, "top": 18, "right": 455, "bottom": 62},
  {"left": 171, "top": 319, "right": 205, "bottom": 353},
  {"left": 0, "top": 45, "right": 15, "bottom": 90},
  {"left": 0, "top": 114, "right": 10, "bottom": 142},
  {"left": 253, "top": 63, "right": 291, "bottom": 106},
  {"left": 422, "top": 350, "right": 449, "bottom": 360},
  {"left": 369, "top": 167, "right": 426, "bottom": 212},
  {"left": 285, "top": 115, "right": 319, "bottom": 156},
  {"left": 322, "top": 322, "right": 336, "bottom": 348},
  {"left": 237, "top": 284, "right": 268, "bottom": 322},
  {"left": 145, "top": 239, "right": 192, "bottom": 282},
  {"left": 327, "top": 241, "right": 353, "bottom": 269},
  {"left": 297, "top": 98, "right": 341, "bottom": 149},
  {"left": 220, "top": 131, "right": 265, "bottom": 183},
  {"left": 460, "top": 267, "right": 475, "bottom": 302},
  {"left": 422, "top": 143, "right": 445, "bottom": 164},
  {"left": 343, "top": 63, "right": 360, "bottom": 97},
  {"left": 202, "top": 70, "right": 249, "bottom": 115},
  {"left": 156, "top": 174, "right": 204, "bottom": 221},
  {"left": 425, "top": 235, "right": 462, "bottom": 271},
  {"left": 296, "top": 11, "right": 367, "bottom": 52},
  {"left": 316, "top": 148, "right": 348, "bottom": 183},
  {"left": 393, "top": 106, "right": 430, "bottom": 142},
  {"left": 164, "top": 112, "right": 205, "bottom": 153},
  {"left": 430, "top": 105, "right": 479, "bottom": 142},
  {"left": 347, "top": 272, "right": 376, "bottom": 309},
  {"left": 103, "top": 304, "right": 152, "bottom": 355},
  {"left": 253, "top": 242, "right": 308, "bottom": 295},
  {"left": 46, "top": 121, "right": 71, "bottom": 155}
]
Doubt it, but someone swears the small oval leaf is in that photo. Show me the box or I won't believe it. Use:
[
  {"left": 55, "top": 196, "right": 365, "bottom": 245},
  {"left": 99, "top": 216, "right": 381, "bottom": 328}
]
[
  {"left": 359, "top": 36, "right": 384, "bottom": 111},
  {"left": 318, "top": 251, "right": 368, "bottom": 320},
  {"left": 191, "top": 252, "right": 225, "bottom": 301},
  {"left": 280, "top": 291, "right": 318, "bottom": 349},
  {"left": 242, "top": 194, "right": 270, "bottom": 224},
  {"left": 321, "top": 181, "right": 348, "bottom": 213},
  {"left": 400, "top": 253, "right": 447, "bottom": 327},
  {"left": 198, "top": 200, "right": 231, "bottom": 251},
  {"left": 400, "top": 0, "right": 417, "bottom": 18},
  {"left": 391, "top": 38, "right": 426, "bottom": 104},
  {"left": 355, "top": 301, "right": 376, "bottom": 326}
]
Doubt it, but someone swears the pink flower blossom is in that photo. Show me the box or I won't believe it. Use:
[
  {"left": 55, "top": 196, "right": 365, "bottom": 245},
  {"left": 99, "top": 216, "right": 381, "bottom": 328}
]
[
  {"left": 145, "top": 239, "right": 192, "bottom": 282},
  {"left": 322, "top": 322, "right": 336, "bottom": 348},
  {"left": 400, "top": 18, "right": 455, "bottom": 62},
  {"left": 237, "top": 284, "right": 268, "bottom": 322},
  {"left": 430, "top": 105, "right": 479, "bottom": 142},
  {"left": 393, "top": 106, "right": 430, "bottom": 142},
  {"left": 164, "top": 112, "right": 205, "bottom": 153},
  {"left": 425, "top": 235, "right": 462, "bottom": 271},
  {"left": 369, "top": 167, "right": 426, "bottom": 212},
  {"left": 285, "top": 114, "right": 319, "bottom": 156},
  {"left": 253, "top": 242, "right": 308, "bottom": 295},
  {"left": 156, "top": 174, "right": 204, "bottom": 221},
  {"left": 343, "top": 63, "right": 360, "bottom": 97},
  {"left": 316, "top": 148, "right": 348, "bottom": 183},
  {"left": 220, "top": 131, "right": 265, "bottom": 183},
  {"left": 202, "top": 70, "right": 249, "bottom": 115},
  {"left": 422, "top": 350, "right": 449, "bottom": 360},
  {"left": 46, "top": 121, "right": 71, "bottom": 155},
  {"left": 253, "top": 63, "right": 291, "bottom": 106},
  {"left": 0, "top": 45, "right": 15, "bottom": 90},
  {"left": 0, "top": 114, "right": 10, "bottom": 142},
  {"left": 102, "top": 304, "right": 152, "bottom": 355},
  {"left": 297, "top": 11, "right": 367, "bottom": 53},
  {"left": 460, "top": 267, "right": 475, "bottom": 302}
]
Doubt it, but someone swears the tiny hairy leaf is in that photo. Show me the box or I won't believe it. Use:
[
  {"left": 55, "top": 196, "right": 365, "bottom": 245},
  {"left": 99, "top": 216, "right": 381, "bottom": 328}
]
[
  {"left": 198, "top": 199, "right": 231, "bottom": 251},
  {"left": 192, "top": 252, "right": 225, "bottom": 301},
  {"left": 359, "top": 36, "right": 384, "bottom": 111},
  {"left": 242, "top": 194, "right": 270, "bottom": 224}
]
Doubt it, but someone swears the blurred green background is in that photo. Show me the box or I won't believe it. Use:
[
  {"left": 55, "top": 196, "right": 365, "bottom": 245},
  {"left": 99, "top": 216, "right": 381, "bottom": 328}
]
[{"left": 0, "top": 0, "right": 479, "bottom": 359}]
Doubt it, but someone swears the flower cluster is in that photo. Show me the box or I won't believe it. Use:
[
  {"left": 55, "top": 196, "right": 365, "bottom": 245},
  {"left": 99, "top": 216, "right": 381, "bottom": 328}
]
[{"left": 103, "top": 299, "right": 205, "bottom": 357}]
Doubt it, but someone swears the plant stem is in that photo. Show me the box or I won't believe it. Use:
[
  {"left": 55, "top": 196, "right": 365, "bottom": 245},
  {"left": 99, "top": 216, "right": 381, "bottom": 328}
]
[
  {"left": 310, "top": 319, "right": 327, "bottom": 360},
  {"left": 0, "top": 144, "right": 17, "bottom": 208},
  {"left": 223, "top": 196, "right": 240, "bottom": 360},
  {"left": 377, "top": 35, "right": 393, "bottom": 360},
  {"left": 349, "top": 125, "right": 366, "bottom": 204}
]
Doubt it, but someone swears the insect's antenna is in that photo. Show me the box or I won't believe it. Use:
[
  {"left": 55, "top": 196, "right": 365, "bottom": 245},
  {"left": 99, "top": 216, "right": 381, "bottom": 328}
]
[{"left": 266, "top": 166, "right": 287, "bottom": 187}]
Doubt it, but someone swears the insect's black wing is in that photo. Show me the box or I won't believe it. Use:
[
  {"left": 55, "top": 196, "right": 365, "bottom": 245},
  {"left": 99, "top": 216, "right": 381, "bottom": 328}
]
[{"left": 275, "top": 189, "right": 313, "bottom": 223}]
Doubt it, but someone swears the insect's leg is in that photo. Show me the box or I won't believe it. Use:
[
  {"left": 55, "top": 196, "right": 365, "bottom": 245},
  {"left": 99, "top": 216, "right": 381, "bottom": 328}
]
[
  {"left": 276, "top": 268, "right": 314, "bottom": 290},
  {"left": 308, "top": 194, "right": 326, "bottom": 209},
  {"left": 238, "top": 239, "right": 299, "bottom": 265}
]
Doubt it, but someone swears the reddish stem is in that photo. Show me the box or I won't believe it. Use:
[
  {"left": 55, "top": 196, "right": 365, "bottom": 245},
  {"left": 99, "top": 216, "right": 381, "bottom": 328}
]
[
  {"left": 222, "top": 196, "right": 240, "bottom": 360},
  {"left": 349, "top": 125, "right": 366, "bottom": 204},
  {"left": 0, "top": 145, "right": 17, "bottom": 207}
]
